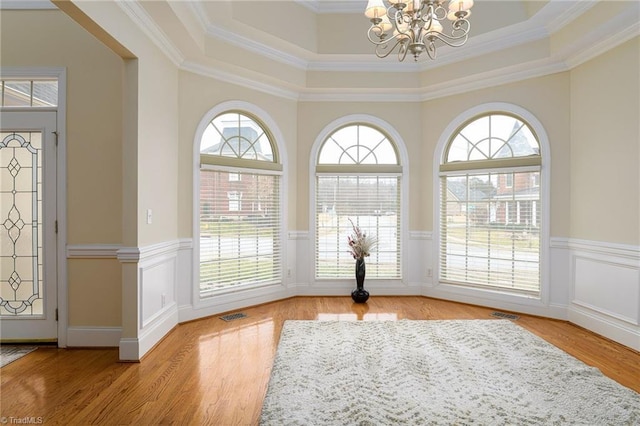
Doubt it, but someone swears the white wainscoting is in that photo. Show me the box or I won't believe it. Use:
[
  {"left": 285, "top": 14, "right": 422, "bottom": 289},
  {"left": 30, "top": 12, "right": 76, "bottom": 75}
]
[
  {"left": 68, "top": 235, "right": 640, "bottom": 356},
  {"left": 566, "top": 239, "right": 640, "bottom": 351},
  {"left": 117, "top": 240, "right": 188, "bottom": 360}
]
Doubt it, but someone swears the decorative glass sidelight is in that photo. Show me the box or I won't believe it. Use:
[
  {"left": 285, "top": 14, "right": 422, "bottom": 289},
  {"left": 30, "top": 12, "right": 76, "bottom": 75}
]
[{"left": 0, "top": 131, "right": 43, "bottom": 316}]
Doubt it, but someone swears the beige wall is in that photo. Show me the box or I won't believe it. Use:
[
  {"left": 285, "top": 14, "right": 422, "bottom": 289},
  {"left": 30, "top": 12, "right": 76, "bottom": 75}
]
[
  {"left": 3, "top": 7, "right": 637, "bottom": 334},
  {"left": 296, "top": 101, "right": 422, "bottom": 230},
  {"left": 1, "top": 10, "right": 124, "bottom": 327},
  {"left": 1, "top": 10, "right": 124, "bottom": 245},
  {"left": 177, "top": 70, "right": 299, "bottom": 235},
  {"left": 294, "top": 74, "right": 571, "bottom": 234},
  {"left": 570, "top": 37, "right": 640, "bottom": 245},
  {"left": 420, "top": 73, "right": 572, "bottom": 235},
  {"left": 136, "top": 50, "right": 179, "bottom": 246},
  {"left": 177, "top": 72, "right": 573, "bottom": 236}
]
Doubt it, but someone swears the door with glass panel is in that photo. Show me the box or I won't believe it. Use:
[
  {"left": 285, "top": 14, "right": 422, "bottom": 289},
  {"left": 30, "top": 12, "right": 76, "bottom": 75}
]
[{"left": 0, "top": 111, "right": 57, "bottom": 342}]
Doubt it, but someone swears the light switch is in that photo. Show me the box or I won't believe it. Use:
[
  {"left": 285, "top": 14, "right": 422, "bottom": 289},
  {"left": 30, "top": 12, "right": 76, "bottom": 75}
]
[{"left": 147, "top": 209, "right": 153, "bottom": 224}]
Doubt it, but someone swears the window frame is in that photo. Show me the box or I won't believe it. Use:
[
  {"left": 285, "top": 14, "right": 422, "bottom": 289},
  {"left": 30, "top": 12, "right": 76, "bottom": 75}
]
[
  {"left": 193, "top": 102, "right": 287, "bottom": 308},
  {"left": 310, "top": 114, "right": 409, "bottom": 287},
  {"left": 433, "top": 103, "right": 551, "bottom": 305}
]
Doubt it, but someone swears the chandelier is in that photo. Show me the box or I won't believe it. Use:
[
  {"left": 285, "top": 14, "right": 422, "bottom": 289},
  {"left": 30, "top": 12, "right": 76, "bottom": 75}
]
[{"left": 365, "top": 0, "right": 473, "bottom": 62}]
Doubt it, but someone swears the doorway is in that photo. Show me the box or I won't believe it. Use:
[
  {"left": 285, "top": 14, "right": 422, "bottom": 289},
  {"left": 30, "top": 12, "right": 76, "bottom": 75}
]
[{"left": 1, "top": 111, "right": 58, "bottom": 342}]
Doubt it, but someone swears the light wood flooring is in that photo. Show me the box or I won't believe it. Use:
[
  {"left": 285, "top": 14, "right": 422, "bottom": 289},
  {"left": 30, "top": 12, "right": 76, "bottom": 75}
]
[{"left": 1, "top": 296, "right": 639, "bottom": 425}]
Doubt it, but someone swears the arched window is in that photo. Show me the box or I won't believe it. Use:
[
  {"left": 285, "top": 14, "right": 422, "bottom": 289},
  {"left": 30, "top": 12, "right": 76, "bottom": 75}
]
[
  {"left": 198, "top": 110, "right": 282, "bottom": 297},
  {"left": 439, "top": 111, "right": 544, "bottom": 295},
  {"left": 315, "top": 122, "right": 403, "bottom": 279}
]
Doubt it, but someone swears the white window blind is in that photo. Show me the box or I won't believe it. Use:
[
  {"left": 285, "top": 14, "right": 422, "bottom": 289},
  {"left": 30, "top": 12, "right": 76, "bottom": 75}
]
[
  {"left": 200, "top": 169, "right": 281, "bottom": 294},
  {"left": 440, "top": 171, "right": 540, "bottom": 294},
  {"left": 439, "top": 113, "right": 542, "bottom": 295},
  {"left": 316, "top": 175, "right": 401, "bottom": 279},
  {"left": 315, "top": 123, "right": 402, "bottom": 280}
]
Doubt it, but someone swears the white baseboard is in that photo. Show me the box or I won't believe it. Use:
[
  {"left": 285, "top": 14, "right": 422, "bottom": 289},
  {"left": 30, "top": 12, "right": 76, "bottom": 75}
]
[
  {"left": 424, "top": 283, "right": 568, "bottom": 320},
  {"left": 119, "top": 305, "right": 179, "bottom": 361},
  {"left": 569, "top": 304, "right": 640, "bottom": 351},
  {"left": 179, "top": 284, "right": 295, "bottom": 323},
  {"left": 67, "top": 326, "right": 121, "bottom": 347}
]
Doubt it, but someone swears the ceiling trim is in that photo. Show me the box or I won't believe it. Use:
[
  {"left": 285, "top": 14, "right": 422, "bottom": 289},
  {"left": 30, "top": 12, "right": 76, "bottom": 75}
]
[
  {"left": 541, "top": 0, "right": 598, "bottom": 33},
  {"left": 205, "top": 23, "right": 310, "bottom": 70},
  {"left": 99, "top": 0, "right": 638, "bottom": 103},
  {"left": 185, "top": 0, "right": 601, "bottom": 74},
  {"left": 182, "top": 60, "right": 300, "bottom": 101},
  {"left": 117, "top": 1, "right": 184, "bottom": 66},
  {"left": 563, "top": 15, "right": 640, "bottom": 69},
  {"left": 298, "top": 58, "right": 569, "bottom": 103}
]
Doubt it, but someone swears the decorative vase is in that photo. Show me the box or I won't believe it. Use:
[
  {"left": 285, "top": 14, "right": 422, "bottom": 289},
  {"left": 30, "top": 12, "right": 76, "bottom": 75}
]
[{"left": 351, "top": 257, "right": 369, "bottom": 303}]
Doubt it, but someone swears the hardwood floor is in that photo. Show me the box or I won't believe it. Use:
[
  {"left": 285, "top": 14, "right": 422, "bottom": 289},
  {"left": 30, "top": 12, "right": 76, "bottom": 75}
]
[{"left": 2, "top": 296, "right": 639, "bottom": 425}]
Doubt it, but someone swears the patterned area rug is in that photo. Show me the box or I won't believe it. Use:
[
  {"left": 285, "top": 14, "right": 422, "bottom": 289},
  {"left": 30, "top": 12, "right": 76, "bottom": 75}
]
[
  {"left": 0, "top": 345, "right": 37, "bottom": 368},
  {"left": 261, "top": 320, "right": 640, "bottom": 425}
]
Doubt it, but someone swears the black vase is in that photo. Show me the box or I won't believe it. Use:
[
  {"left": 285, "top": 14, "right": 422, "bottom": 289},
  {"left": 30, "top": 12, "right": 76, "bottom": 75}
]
[{"left": 351, "top": 257, "right": 369, "bottom": 303}]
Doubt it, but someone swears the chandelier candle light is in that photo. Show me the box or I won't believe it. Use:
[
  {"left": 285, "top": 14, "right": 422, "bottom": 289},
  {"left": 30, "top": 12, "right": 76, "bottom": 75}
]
[{"left": 365, "top": 0, "right": 473, "bottom": 62}]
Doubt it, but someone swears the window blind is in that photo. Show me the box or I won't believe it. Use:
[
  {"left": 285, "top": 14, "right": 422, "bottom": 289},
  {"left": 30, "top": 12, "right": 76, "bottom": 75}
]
[
  {"left": 316, "top": 175, "right": 401, "bottom": 279},
  {"left": 439, "top": 171, "right": 541, "bottom": 295},
  {"left": 199, "top": 169, "right": 281, "bottom": 295}
]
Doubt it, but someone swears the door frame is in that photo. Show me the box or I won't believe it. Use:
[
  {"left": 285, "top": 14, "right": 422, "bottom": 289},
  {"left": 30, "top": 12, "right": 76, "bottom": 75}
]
[{"left": 1, "top": 67, "right": 67, "bottom": 347}]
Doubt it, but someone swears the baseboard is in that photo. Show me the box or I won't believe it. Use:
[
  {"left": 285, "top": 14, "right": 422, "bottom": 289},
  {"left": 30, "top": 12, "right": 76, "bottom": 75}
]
[
  {"left": 424, "top": 284, "right": 568, "bottom": 320},
  {"left": 568, "top": 304, "right": 640, "bottom": 351},
  {"left": 180, "top": 284, "right": 294, "bottom": 323},
  {"left": 67, "top": 326, "right": 121, "bottom": 347},
  {"left": 120, "top": 305, "right": 179, "bottom": 361}
]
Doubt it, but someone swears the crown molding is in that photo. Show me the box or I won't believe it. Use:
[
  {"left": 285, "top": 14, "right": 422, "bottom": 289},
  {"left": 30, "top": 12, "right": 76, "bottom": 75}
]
[
  {"left": 541, "top": 0, "right": 598, "bottom": 34},
  {"left": 101, "top": 0, "right": 638, "bottom": 103},
  {"left": 182, "top": 60, "right": 299, "bottom": 101},
  {"left": 299, "top": 57, "right": 569, "bottom": 103},
  {"left": 117, "top": 0, "right": 184, "bottom": 67},
  {"left": 563, "top": 11, "right": 640, "bottom": 69},
  {"left": 419, "top": 59, "right": 569, "bottom": 102},
  {"left": 205, "top": 23, "right": 310, "bottom": 70}
]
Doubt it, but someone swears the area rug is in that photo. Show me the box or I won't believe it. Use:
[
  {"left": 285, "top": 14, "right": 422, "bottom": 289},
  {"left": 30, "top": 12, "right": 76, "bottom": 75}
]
[
  {"left": 260, "top": 320, "right": 640, "bottom": 425},
  {"left": 0, "top": 345, "right": 37, "bottom": 368}
]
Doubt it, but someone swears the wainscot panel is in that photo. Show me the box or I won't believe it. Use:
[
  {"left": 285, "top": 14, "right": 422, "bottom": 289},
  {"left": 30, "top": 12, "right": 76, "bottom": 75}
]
[{"left": 568, "top": 239, "right": 640, "bottom": 351}]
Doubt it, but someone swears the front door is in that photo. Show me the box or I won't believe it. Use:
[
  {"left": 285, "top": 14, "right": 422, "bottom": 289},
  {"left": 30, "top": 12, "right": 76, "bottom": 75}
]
[{"left": 0, "top": 111, "right": 58, "bottom": 342}]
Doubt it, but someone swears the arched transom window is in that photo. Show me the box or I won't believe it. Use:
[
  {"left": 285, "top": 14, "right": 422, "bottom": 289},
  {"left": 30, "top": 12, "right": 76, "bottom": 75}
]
[
  {"left": 199, "top": 111, "right": 282, "bottom": 297},
  {"left": 316, "top": 124, "right": 402, "bottom": 279},
  {"left": 440, "top": 113, "right": 542, "bottom": 295}
]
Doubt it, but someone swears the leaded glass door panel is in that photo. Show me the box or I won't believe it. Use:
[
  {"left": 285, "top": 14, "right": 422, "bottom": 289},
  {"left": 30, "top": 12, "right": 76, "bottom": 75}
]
[{"left": 0, "top": 111, "right": 57, "bottom": 342}]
